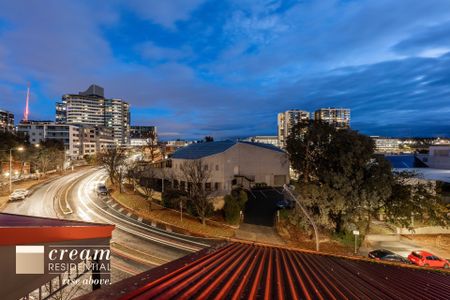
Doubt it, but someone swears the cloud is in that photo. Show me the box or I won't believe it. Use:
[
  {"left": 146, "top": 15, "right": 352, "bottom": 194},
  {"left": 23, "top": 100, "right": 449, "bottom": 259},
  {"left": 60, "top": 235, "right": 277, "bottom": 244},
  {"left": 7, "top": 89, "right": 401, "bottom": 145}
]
[
  {"left": 137, "top": 42, "right": 189, "bottom": 62},
  {"left": 124, "top": 0, "right": 206, "bottom": 29},
  {"left": 392, "top": 21, "right": 450, "bottom": 57},
  {"left": 0, "top": 0, "right": 449, "bottom": 139}
]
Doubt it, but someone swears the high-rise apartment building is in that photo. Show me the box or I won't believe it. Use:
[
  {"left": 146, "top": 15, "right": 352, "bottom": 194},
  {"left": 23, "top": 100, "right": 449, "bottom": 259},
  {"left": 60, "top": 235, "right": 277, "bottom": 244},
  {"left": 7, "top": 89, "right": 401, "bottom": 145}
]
[
  {"left": 277, "top": 110, "right": 310, "bottom": 148},
  {"left": 56, "top": 84, "right": 130, "bottom": 145},
  {"left": 0, "top": 109, "right": 14, "bottom": 132},
  {"left": 314, "top": 108, "right": 350, "bottom": 129}
]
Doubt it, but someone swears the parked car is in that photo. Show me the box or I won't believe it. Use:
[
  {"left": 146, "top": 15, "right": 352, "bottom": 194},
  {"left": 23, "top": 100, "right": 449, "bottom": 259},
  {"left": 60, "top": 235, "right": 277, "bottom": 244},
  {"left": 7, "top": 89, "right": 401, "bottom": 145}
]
[
  {"left": 407, "top": 251, "right": 449, "bottom": 268},
  {"left": 368, "top": 249, "right": 410, "bottom": 264},
  {"left": 8, "top": 189, "right": 30, "bottom": 201},
  {"left": 275, "top": 199, "right": 294, "bottom": 209},
  {"left": 96, "top": 184, "right": 109, "bottom": 196}
]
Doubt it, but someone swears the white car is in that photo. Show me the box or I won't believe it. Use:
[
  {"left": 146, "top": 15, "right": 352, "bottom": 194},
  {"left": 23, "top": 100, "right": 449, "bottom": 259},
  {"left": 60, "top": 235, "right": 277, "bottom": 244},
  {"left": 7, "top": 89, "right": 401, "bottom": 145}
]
[{"left": 8, "top": 189, "right": 30, "bottom": 201}]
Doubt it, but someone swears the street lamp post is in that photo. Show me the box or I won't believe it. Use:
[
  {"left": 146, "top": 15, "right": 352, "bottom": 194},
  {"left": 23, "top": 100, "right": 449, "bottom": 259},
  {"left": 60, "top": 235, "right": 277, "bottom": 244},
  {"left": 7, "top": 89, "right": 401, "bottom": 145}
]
[
  {"left": 4, "top": 147, "right": 24, "bottom": 193},
  {"left": 283, "top": 184, "right": 320, "bottom": 252}
]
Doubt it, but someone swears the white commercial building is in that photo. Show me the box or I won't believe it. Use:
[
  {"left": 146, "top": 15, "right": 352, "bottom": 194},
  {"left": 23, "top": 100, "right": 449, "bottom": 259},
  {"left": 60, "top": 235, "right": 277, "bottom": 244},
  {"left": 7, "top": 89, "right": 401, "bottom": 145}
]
[
  {"left": 18, "top": 122, "right": 81, "bottom": 157},
  {"left": 420, "top": 146, "right": 450, "bottom": 169},
  {"left": 166, "top": 141, "right": 290, "bottom": 195},
  {"left": 371, "top": 136, "right": 402, "bottom": 153}
]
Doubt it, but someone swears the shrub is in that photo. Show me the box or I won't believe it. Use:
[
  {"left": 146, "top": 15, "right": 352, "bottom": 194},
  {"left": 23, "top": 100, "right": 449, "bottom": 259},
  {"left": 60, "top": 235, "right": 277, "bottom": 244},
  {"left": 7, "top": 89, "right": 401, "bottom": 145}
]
[{"left": 224, "top": 195, "right": 241, "bottom": 224}]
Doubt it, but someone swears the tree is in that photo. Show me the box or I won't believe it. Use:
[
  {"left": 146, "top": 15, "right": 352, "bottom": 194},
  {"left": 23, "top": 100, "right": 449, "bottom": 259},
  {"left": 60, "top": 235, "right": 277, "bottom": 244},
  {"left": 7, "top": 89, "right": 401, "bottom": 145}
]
[
  {"left": 147, "top": 129, "right": 158, "bottom": 162},
  {"left": 139, "top": 168, "right": 158, "bottom": 211},
  {"left": 180, "top": 159, "right": 213, "bottom": 225},
  {"left": 204, "top": 136, "right": 214, "bottom": 142},
  {"left": 384, "top": 171, "right": 448, "bottom": 229},
  {"left": 97, "top": 147, "right": 127, "bottom": 185},
  {"left": 286, "top": 121, "right": 388, "bottom": 234},
  {"left": 224, "top": 188, "right": 248, "bottom": 224},
  {"left": 286, "top": 122, "right": 448, "bottom": 235}
]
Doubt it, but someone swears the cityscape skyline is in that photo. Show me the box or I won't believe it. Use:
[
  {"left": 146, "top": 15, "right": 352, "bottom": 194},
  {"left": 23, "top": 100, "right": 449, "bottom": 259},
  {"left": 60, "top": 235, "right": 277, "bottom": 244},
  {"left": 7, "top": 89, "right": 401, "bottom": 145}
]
[{"left": 0, "top": 1, "right": 450, "bottom": 139}]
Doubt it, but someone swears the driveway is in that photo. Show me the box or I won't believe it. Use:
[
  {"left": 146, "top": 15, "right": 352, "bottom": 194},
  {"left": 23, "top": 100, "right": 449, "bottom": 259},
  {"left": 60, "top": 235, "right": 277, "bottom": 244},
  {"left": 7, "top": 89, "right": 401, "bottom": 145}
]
[
  {"left": 235, "top": 223, "right": 285, "bottom": 246},
  {"left": 243, "top": 188, "right": 283, "bottom": 226}
]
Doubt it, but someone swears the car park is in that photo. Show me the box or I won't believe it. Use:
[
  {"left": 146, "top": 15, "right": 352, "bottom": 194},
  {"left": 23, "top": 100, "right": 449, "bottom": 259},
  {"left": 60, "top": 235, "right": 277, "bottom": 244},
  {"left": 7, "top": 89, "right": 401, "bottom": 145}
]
[
  {"left": 368, "top": 249, "right": 410, "bottom": 264},
  {"left": 8, "top": 189, "right": 30, "bottom": 201},
  {"left": 407, "top": 250, "right": 449, "bottom": 268}
]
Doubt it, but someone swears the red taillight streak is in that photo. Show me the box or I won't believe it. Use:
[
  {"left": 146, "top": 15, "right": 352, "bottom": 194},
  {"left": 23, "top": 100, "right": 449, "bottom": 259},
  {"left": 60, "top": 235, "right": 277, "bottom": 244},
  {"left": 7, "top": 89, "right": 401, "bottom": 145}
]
[
  {"left": 152, "top": 244, "right": 248, "bottom": 300},
  {"left": 121, "top": 243, "right": 238, "bottom": 300},
  {"left": 248, "top": 246, "right": 269, "bottom": 300},
  {"left": 279, "top": 249, "right": 301, "bottom": 300},
  {"left": 231, "top": 246, "right": 264, "bottom": 300},
  {"left": 196, "top": 244, "right": 256, "bottom": 299}
]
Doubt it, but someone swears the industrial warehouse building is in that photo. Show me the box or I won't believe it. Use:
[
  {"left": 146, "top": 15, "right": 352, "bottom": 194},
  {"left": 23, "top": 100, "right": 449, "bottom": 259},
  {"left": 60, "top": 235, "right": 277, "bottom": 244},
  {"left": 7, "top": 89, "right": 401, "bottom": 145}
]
[{"left": 154, "top": 141, "right": 290, "bottom": 195}]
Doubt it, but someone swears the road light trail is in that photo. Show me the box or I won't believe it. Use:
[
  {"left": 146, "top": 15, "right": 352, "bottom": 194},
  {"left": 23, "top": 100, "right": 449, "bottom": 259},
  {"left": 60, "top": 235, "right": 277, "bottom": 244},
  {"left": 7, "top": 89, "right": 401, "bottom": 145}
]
[{"left": 69, "top": 169, "right": 211, "bottom": 252}]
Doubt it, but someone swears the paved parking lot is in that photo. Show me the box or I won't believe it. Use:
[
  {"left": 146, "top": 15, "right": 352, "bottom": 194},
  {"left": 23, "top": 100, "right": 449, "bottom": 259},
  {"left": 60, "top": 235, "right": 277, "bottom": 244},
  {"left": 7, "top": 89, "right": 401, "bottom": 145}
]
[{"left": 243, "top": 188, "right": 283, "bottom": 226}]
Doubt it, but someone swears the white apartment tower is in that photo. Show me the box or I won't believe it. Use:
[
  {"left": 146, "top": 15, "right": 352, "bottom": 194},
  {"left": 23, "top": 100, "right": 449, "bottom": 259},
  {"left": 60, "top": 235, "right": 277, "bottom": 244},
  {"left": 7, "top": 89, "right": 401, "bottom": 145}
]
[
  {"left": 314, "top": 108, "right": 350, "bottom": 129},
  {"left": 56, "top": 84, "right": 130, "bottom": 145},
  {"left": 277, "top": 110, "right": 310, "bottom": 148}
]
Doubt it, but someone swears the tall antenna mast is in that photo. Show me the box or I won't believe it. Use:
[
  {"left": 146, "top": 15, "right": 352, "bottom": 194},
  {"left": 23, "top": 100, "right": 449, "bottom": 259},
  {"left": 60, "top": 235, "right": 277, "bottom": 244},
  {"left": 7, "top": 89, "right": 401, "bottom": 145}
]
[{"left": 24, "top": 82, "right": 30, "bottom": 121}]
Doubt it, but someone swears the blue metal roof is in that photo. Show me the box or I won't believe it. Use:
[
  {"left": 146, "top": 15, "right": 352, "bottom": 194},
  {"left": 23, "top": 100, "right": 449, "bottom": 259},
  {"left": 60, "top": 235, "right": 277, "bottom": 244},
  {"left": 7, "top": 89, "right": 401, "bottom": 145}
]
[
  {"left": 239, "top": 141, "right": 284, "bottom": 153},
  {"left": 171, "top": 141, "right": 284, "bottom": 159}
]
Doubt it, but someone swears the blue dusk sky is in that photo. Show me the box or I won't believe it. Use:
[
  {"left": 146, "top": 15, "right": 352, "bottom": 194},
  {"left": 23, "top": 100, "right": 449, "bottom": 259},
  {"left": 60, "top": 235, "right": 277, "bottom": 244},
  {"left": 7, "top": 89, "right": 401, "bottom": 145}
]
[{"left": 0, "top": 0, "right": 449, "bottom": 139}]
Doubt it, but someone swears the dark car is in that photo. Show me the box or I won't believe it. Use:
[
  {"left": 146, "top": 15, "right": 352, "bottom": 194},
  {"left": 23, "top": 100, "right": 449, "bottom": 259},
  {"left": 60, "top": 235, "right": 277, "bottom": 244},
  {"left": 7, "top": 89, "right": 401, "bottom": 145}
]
[
  {"left": 368, "top": 249, "right": 410, "bottom": 264},
  {"left": 275, "top": 199, "right": 294, "bottom": 209},
  {"left": 96, "top": 184, "right": 108, "bottom": 196}
]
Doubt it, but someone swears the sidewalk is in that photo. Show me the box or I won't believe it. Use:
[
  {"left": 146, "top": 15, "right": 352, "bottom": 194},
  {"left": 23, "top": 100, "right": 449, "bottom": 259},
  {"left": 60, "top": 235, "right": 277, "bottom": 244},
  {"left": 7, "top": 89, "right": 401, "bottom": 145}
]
[{"left": 235, "top": 223, "right": 285, "bottom": 245}]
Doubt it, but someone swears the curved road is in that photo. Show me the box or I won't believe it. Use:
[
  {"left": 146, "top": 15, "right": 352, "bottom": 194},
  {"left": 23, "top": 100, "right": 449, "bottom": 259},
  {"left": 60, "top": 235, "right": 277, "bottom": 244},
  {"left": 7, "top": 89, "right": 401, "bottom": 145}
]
[{"left": 2, "top": 168, "right": 215, "bottom": 282}]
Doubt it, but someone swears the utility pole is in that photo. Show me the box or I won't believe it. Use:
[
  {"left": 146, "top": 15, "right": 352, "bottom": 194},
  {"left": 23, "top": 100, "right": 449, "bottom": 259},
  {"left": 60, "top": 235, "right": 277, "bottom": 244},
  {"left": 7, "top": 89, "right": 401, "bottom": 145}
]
[{"left": 9, "top": 149, "right": 12, "bottom": 193}]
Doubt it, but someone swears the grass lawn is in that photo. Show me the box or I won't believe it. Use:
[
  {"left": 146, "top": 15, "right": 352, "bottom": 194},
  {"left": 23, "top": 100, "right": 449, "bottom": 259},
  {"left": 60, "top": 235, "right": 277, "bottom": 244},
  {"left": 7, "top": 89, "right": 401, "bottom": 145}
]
[{"left": 110, "top": 186, "right": 235, "bottom": 238}]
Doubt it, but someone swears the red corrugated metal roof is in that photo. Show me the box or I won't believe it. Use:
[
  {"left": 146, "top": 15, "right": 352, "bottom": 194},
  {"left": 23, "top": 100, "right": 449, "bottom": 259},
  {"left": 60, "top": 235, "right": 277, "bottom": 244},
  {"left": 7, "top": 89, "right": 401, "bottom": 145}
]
[
  {"left": 82, "top": 242, "right": 450, "bottom": 299},
  {"left": 0, "top": 213, "right": 114, "bottom": 245}
]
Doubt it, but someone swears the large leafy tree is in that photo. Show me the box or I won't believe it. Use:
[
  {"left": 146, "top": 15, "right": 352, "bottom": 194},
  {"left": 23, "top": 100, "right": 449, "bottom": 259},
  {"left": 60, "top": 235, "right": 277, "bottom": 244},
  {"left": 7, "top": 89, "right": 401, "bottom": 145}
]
[
  {"left": 384, "top": 171, "right": 448, "bottom": 229},
  {"left": 286, "top": 121, "right": 448, "bottom": 234}
]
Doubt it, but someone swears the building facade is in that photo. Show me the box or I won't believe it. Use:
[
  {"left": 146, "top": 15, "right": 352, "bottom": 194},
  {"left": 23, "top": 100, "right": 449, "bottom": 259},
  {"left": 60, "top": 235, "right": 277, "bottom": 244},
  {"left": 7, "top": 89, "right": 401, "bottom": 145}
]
[
  {"left": 277, "top": 110, "right": 310, "bottom": 148},
  {"left": 160, "top": 141, "right": 290, "bottom": 195},
  {"left": 79, "top": 126, "right": 114, "bottom": 156},
  {"left": 130, "top": 126, "right": 157, "bottom": 146},
  {"left": 56, "top": 84, "right": 130, "bottom": 145},
  {"left": 243, "top": 136, "right": 280, "bottom": 148},
  {"left": 371, "top": 136, "right": 402, "bottom": 153},
  {"left": 18, "top": 121, "right": 81, "bottom": 157},
  {"left": 314, "top": 108, "right": 350, "bottom": 129},
  {"left": 0, "top": 109, "right": 14, "bottom": 133}
]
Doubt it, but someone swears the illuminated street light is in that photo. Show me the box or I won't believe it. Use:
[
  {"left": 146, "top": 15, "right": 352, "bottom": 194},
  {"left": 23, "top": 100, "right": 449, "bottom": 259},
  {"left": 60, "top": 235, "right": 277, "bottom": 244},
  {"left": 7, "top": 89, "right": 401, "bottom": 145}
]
[{"left": 6, "top": 147, "right": 25, "bottom": 192}]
